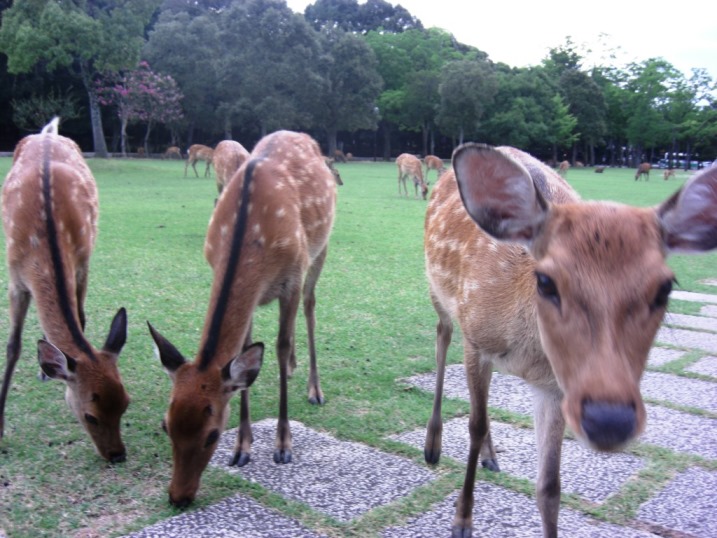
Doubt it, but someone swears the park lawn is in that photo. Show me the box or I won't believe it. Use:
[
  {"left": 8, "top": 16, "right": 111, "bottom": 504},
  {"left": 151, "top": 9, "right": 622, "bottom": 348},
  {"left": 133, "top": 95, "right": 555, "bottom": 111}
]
[{"left": 0, "top": 156, "right": 714, "bottom": 537}]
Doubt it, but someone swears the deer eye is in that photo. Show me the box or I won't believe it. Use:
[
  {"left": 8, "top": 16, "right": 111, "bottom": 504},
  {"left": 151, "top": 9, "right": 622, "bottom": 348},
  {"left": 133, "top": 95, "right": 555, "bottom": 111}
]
[
  {"left": 535, "top": 272, "right": 560, "bottom": 308},
  {"left": 84, "top": 413, "right": 99, "bottom": 426},
  {"left": 205, "top": 429, "right": 220, "bottom": 448},
  {"left": 651, "top": 279, "right": 673, "bottom": 311}
]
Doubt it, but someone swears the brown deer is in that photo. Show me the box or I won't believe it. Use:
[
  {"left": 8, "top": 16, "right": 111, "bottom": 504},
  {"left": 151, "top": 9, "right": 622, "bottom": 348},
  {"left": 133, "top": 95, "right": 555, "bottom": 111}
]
[
  {"left": 424, "top": 155, "right": 446, "bottom": 181},
  {"left": 333, "top": 148, "right": 347, "bottom": 163},
  {"left": 635, "top": 162, "right": 651, "bottom": 180},
  {"left": 212, "top": 140, "right": 250, "bottom": 195},
  {"left": 594, "top": 166, "right": 606, "bottom": 173},
  {"left": 164, "top": 146, "right": 182, "bottom": 159},
  {"left": 663, "top": 168, "right": 676, "bottom": 181},
  {"left": 396, "top": 153, "right": 428, "bottom": 200},
  {"left": 424, "top": 143, "right": 717, "bottom": 538},
  {"left": 557, "top": 160, "right": 570, "bottom": 176},
  {"left": 185, "top": 144, "right": 214, "bottom": 178},
  {"left": 0, "top": 118, "right": 130, "bottom": 463},
  {"left": 148, "top": 130, "right": 337, "bottom": 508}
]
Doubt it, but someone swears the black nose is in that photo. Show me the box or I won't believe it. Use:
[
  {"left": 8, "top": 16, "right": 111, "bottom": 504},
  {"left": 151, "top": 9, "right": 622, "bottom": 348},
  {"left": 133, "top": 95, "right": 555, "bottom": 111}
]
[
  {"left": 108, "top": 450, "right": 127, "bottom": 464},
  {"left": 581, "top": 400, "right": 637, "bottom": 450},
  {"left": 169, "top": 494, "right": 193, "bottom": 510}
]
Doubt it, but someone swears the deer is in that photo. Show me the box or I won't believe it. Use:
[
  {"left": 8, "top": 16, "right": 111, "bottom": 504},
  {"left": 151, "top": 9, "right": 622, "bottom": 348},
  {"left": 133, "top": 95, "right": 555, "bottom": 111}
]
[
  {"left": 324, "top": 157, "right": 344, "bottom": 186},
  {"left": 635, "top": 162, "right": 651, "bottom": 181},
  {"left": 557, "top": 160, "right": 570, "bottom": 176},
  {"left": 664, "top": 168, "right": 676, "bottom": 181},
  {"left": 0, "top": 118, "right": 130, "bottom": 463},
  {"left": 164, "top": 146, "right": 182, "bottom": 160},
  {"left": 184, "top": 144, "right": 214, "bottom": 178},
  {"left": 396, "top": 153, "right": 428, "bottom": 200},
  {"left": 212, "top": 140, "right": 250, "bottom": 195},
  {"left": 423, "top": 143, "right": 717, "bottom": 538},
  {"left": 333, "top": 148, "right": 348, "bottom": 163},
  {"left": 424, "top": 155, "right": 446, "bottom": 181},
  {"left": 594, "top": 166, "right": 606, "bottom": 173},
  {"left": 147, "top": 130, "right": 337, "bottom": 508}
]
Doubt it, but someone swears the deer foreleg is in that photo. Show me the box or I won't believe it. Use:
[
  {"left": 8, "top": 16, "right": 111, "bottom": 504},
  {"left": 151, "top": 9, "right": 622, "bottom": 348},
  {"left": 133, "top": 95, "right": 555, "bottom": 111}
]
[
  {"left": 230, "top": 390, "right": 253, "bottom": 467},
  {"left": 533, "top": 388, "right": 564, "bottom": 538},
  {"left": 274, "top": 287, "right": 300, "bottom": 464},
  {"left": 303, "top": 247, "right": 327, "bottom": 405},
  {"left": 76, "top": 265, "right": 89, "bottom": 331},
  {"left": 453, "top": 346, "right": 493, "bottom": 537},
  {"left": 0, "top": 286, "right": 31, "bottom": 438},
  {"left": 424, "top": 296, "right": 453, "bottom": 465}
]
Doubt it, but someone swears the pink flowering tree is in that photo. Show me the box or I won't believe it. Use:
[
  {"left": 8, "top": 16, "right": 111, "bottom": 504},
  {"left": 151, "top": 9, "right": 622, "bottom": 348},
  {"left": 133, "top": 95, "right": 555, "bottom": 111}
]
[{"left": 96, "top": 62, "right": 184, "bottom": 156}]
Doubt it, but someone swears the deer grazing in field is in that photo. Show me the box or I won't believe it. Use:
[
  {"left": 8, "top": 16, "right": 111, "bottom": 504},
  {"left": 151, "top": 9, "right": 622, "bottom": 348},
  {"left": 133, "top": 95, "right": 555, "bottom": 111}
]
[
  {"left": 184, "top": 144, "right": 214, "bottom": 178},
  {"left": 424, "top": 155, "right": 446, "bottom": 181},
  {"left": 164, "top": 146, "right": 182, "bottom": 159},
  {"left": 212, "top": 140, "right": 250, "bottom": 195},
  {"left": 594, "top": 166, "right": 606, "bottom": 173},
  {"left": 664, "top": 168, "right": 676, "bottom": 181},
  {"left": 557, "top": 160, "right": 570, "bottom": 176},
  {"left": 0, "top": 118, "right": 130, "bottom": 463},
  {"left": 148, "top": 130, "right": 337, "bottom": 507},
  {"left": 396, "top": 153, "right": 428, "bottom": 200},
  {"left": 635, "top": 162, "right": 651, "bottom": 180},
  {"left": 424, "top": 143, "right": 717, "bottom": 538}
]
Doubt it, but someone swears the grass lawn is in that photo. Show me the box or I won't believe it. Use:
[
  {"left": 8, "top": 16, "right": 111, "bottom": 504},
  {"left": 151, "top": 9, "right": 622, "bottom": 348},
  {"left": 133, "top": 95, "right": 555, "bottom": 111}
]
[{"left": 0, "top": 155, "right": 714, "bottom": 537}]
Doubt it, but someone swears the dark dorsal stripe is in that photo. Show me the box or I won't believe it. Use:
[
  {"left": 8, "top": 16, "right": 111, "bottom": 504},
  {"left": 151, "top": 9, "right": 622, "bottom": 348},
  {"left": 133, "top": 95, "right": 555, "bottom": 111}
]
[
  {"left": 199, "top": 158, "right": 258, "bottom": 370},
  {"left": 41, "top": 133, "right": 95, "bottom": 360}
]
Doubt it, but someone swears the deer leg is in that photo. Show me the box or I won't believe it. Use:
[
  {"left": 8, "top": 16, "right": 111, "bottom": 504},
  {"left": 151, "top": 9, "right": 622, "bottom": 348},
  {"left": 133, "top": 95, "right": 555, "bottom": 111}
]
[
  {"left": 184, "top": 160, "right": 190, "bottom": 177},
  {"left": 533, "top": 388, "right": 564, "bottom": 538},
  {"left": 192, "top": 161, "right": 199, "bottom": 178},
  {"left": 274, "top": 286, "right": 300, "bottom": 464},
  {"left": 453, "top": 343, "right": 493, "bottom": 538},
  {"left": 230, "top": 326, "right": 255, "bottom": 467},
  {"left": 76, "top": 265, "right": 89, "bottom": 331},
  {"left": 1, "top": 285, "right": 31, "bottom": 438},
  {"left": 303, "top": 246, "right": 327, "bottom": 405},
  {"left": 424, "top": 294, "right": 453, "bottom": 465},
  {"left": 204, "top": 162, "right": 211, "bottom": 178}
]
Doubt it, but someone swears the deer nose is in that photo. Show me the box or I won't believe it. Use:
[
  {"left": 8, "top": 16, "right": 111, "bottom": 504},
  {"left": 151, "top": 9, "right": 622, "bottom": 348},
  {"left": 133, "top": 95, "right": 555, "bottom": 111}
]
[
  {"left": 169, "top": 493, "right": 193, "bottom": 510},
  {"left": 108, "top": 450, "right": 127, "bottom": 464},
  {"left": 581, "top": 400, "right": 637, "bottom": 450}
]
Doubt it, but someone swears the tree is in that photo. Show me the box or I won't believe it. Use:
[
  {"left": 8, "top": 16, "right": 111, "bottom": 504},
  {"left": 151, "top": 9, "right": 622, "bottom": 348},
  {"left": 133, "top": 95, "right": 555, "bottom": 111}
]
[
  {"left": 11, "top": 88, "right": 82, "bottom": 132},
  {"left": 559, "top": 69, "right": 606, "bottom": 164},
  {"left": 0, "top": 0, "right": 160, "bottom": 156},
  {"left": 304, "top": 0, "right": 422, "bottom": 34}
]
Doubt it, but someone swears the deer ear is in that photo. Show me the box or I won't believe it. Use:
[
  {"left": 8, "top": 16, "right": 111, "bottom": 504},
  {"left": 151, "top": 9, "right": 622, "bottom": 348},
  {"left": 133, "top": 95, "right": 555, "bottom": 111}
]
[
  {"left": 222, "top": 343, "right": 264, "bottom": 393},
  {"left": 38, "top": 340, "right": 76, "bottom": 382},
  {"left": 103, "top": 307, "right": 127, "bottom": 357},
  {"left": 658, "top": 166, "right": 717, "bottom": 253},
  {"left": 453, "top": 143, "right": 548, "bottom": 243},
  {"left": 147, "top": 322, "right": 186, "bottom": 375}
]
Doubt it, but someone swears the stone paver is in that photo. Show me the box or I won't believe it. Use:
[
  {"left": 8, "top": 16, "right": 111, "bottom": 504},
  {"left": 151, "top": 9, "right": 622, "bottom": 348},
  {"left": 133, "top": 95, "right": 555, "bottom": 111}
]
[
  {"left": 648, "top": 346, "right": 686, "bottom": 367},
  {"left": 641, "top": 371, "right": 717, "bottom": 412},
  {"left": 701, "top": 305, "right": 717, "bottom": 317},
  {"left": 209, "top": 420, "right": 436, "bottom": 522},
  {"left": 390, "top": 418, "right": 645, "bottom": 503},
  {"left": 382, "top": 487, "right": 658, "bottom": 538},
  {"left": 662, "top": 312, "right": 716, "bottom": 332},
  {"left": 123, "top": 493, "right": 327, "bottom": 538},
  {"left": 637, "top": 405, "right": 717, "bottom": 460},
  {"left": 671, "top": 290, "right": 717, "bottom": 304},
  {"left": 687, "top": 355, "right": 717, "bottom": 377},
  {"left": 637, "top": 467, "right": 717, "bottom": 537},
  {"left": 656, "top": 326, "right": 717, "bottom": 353}
]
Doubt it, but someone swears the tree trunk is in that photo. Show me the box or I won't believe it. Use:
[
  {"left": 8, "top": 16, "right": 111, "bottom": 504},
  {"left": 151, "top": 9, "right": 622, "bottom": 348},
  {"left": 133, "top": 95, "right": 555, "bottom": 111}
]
[
  {"left": 80, "top": 62, "right": 109, "bottom": 157},
  {"left": 421, "top": 122, "right": 429, "bottom": 157},
  {"left": 144, "top": 121, "right": 153, "bottom": 155},
  {"left": 326, "top": 125, "right": 338, "bottom": 157},
  {"left": 120, "top": 116, "right": 128, "bottom": 157}
]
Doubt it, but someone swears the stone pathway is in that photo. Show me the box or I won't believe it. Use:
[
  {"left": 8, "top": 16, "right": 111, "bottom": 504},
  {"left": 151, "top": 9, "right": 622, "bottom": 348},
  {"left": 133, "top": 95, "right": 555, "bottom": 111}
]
[{"left": 124, "top": 293, "right": 717, "bottom": 538}]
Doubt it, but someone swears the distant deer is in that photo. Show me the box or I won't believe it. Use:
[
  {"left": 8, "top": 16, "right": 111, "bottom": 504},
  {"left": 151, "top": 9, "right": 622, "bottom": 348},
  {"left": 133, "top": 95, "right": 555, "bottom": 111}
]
[
  {"left": 594, "top": 166, "right": 606, "bottom": 173},
  {"left": 185, "top": 144, "right": 214, "bottom": 178},
  {"left": 396, "top": 153, "right": 428, "bottom": 200},
  {"left": 424, "top": 143, "right": 717, "bottom": 538},
  {"left": 663, "top": 168, "right": 676, "bottom": 181},
  {"left": 333, "top": 148, "right": 347, "bottom": 163},
  {"left": 164, "top": 146, "right": 182, "bottom": 159},
  {"left": 0, "top": 118, "right": 130, "bottom": 463},
  {"left": 148, "top": 130, "right": 337, "bottom": 507},
  {"left": 424, "top": 155, "right": 446, "bottom": 181},
  {"left": 213, "top": 140, "right": 250, "bottom": 195},
  {"left": 557, "top": 160, "right": 570, "bottom": 176},
  {"left": 635, "top": 162, "right": 651, "bottom": 181}
]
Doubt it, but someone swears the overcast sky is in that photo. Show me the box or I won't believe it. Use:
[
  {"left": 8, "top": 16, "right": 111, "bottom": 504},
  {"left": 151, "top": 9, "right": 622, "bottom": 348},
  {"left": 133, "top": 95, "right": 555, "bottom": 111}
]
[{"left": 286, "top": 0, "right": 717, "bottom": 81}]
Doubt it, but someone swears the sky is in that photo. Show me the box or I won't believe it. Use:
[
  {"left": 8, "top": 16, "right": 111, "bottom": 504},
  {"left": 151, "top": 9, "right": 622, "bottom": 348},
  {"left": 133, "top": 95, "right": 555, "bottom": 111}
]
[{"left": 285, "top": 0, "right": 717, "bottom": 81}]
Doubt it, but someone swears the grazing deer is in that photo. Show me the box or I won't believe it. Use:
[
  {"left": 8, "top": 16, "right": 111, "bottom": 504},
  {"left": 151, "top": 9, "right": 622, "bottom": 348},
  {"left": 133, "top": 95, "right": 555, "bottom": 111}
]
[
  {"left": 424, "top": 143, "right": 717, "bottom": 538},
  {"left": 396, "top": 153, "right": 428, "bottom": 200},
  {"left": 635, "top": 162, "right": 651, "bottom": 181},
  {"left": 148, "top": 130, "right": 337, "bottom": 507},
  {"left": 164, "top": 146, "right": 182, "bottom": 159},
  {"left": 0, "top": 118, "right": 130, "bottom": 463},
  {"left": 424, "top": 155, "right": 446, "bottom": 181},
  {"left": 185, "top": 144, "right": 214, "bottom": 178},
  {"left": 212, "top": 140, "right": 250, "bottom": 195},
  {"left": 664, "top": 168, "right": 676, "bottom": 181},
  {"left": 557, "top": 160, "right": 570, "bottom": 176},
  {"left": 333, "top": 148, "right": 347, "bottom": 163},
  {"left": 594, "top": 166, "right": 606, "bottom": 173}
]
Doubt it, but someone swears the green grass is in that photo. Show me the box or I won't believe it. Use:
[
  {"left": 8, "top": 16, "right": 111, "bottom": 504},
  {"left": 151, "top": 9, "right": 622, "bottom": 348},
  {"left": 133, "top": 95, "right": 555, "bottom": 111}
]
[{"left": 0, "top": 157, "right": 714, "bottom": 537}]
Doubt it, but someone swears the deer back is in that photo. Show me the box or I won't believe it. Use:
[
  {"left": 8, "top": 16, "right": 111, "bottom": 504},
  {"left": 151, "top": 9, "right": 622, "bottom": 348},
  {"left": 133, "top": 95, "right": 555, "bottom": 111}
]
[
  {"left": 2, "top": 120, "right": 129, "bottom": 461},
  {"left": 213, "top": 140, "right": 250, "bottom": 193}
]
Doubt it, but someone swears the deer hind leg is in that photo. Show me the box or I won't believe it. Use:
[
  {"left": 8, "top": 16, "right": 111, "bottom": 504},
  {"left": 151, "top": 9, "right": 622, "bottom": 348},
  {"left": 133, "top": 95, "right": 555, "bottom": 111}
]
[
  {"left": 453, "top": 343, "right": 493, "bottom": 537},
  {"left": 204, "top": 161, "right": 211, "bottom": 178},
  {"left": 424, "top": 294, "right": 453, "bottom": 465},
  {"left": 0, "top": 285, "right": 31, "bottom": 438},
  {"left": 231, "top": 325, "right": 255, "bottom": 467},
  {"left": 303, "top": 246, "right": 328, "bottom": 405},
  {"left": 533, "top": 388, "right": 565, "bottom": 538},
  {"left": 274, "top": 286, "right": 301, "bottom": 464}
]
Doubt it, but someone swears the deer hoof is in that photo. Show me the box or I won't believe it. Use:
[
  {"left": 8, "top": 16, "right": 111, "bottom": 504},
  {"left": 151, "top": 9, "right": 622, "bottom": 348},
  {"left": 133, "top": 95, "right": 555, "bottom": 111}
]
[
  {"left": 273, "top": 448, "right": 292, "bottom": 464},
  {"left": 424, "top": 447, "right": 441, "bottom": 465},
  {"left": 451, "top": 525, "right": 472, "bottom": 538},
  {"left": 481, "top": 458, "right": 500, "bottom": 472},
  {"left": 308, "top": 394, "right": 325, "bottom": 405},
  {"left": 229, "top": 451, "right": 251, "bottom": 467}
]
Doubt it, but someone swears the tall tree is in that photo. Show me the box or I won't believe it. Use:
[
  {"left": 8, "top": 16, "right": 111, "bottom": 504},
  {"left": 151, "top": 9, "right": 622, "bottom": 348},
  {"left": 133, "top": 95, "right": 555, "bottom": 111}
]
[
  {"left": 559, "top": 69, "right": 606, "bottom": 164},
  {"left": 304, "top": 0, "right": 422, "bottom": 33},
  {"left": 0, "top": 0, "right": 160, "bottom": 156}
]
